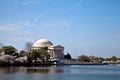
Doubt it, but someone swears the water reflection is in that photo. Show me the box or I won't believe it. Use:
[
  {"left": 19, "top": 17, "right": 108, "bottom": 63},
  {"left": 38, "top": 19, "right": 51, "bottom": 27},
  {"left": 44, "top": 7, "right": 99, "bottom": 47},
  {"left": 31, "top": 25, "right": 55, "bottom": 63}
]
[
  {"left": 0, "top": 65, "right": 120, "bottom": 80},
  {"left": 0, "top": 65, "right": 65, "bottom": 74},
  {"left": 26, "top": 65, "right": 64, "bottom": 73},
  {"left": 0, "top": 66, "right": 26, "bottom": 74}
]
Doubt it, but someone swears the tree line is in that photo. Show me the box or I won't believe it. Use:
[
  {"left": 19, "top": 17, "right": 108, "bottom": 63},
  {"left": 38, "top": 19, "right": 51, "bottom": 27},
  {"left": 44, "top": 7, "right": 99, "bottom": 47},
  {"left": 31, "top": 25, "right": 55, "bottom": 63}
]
[
  {"left": 77, "top": 55, "right": 118, "bottom": 62},
  {"left": 0, "top": 42, "right": 119, "bottom": 64}
]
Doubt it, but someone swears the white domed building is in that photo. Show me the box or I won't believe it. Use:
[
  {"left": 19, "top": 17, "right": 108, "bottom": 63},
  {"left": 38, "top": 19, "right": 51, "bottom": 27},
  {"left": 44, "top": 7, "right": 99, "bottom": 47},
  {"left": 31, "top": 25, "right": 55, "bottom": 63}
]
[{"left": 31, "top": 39, "right": 64, "bottom": 59}]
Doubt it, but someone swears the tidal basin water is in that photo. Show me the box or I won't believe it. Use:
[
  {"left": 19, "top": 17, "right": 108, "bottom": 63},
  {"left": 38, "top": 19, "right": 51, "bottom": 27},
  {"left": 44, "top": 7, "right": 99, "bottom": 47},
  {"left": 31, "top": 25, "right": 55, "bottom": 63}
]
[{"left": 0, "top": 65, "right": 120, "bottom": 80}]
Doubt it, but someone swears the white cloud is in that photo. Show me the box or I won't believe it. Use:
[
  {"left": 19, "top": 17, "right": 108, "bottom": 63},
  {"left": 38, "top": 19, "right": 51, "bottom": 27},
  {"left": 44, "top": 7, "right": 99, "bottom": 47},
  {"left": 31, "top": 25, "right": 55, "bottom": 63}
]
[
  {"left": 0, "top": 24, "right": 20, "bottom": 32},
  {"left": 19, "top": 19, "right": 34, "bottom": 27},
  {"left": 20, "top": 1, "right": 35, "bottom": 5},
  {"left": 44, "top": 20, "right": 70, "bottom": 27},
  {"left": 0, "top": 23, "right": 36, "bottom": 50},
  {"left": 0, "top": 23, "right": 33, "bottom": 39}
]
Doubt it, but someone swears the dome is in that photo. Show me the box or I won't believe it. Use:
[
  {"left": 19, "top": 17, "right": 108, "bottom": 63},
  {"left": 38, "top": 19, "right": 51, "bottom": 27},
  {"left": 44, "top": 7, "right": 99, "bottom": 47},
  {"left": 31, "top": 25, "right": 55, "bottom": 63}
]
[{"left": 32, "top": 39, "right": 53, "bottom": 47}]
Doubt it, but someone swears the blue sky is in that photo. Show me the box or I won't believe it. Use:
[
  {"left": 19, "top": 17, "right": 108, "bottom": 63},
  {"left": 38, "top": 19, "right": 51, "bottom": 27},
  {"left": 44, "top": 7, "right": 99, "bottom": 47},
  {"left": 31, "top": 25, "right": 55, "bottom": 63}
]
[{"left": 0, "top": 0, "right": 120, "bottom": 58}]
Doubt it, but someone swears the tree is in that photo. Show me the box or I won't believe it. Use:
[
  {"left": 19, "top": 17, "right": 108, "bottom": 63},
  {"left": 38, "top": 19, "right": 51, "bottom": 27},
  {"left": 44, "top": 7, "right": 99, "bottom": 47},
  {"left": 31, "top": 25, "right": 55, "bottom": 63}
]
[
  {"left": 1, "top": 46, "right": 17, "bottom": 55},
  {"left": 105, "top": 58, "right": 111, "bottom": 61},
  {"left": 40, "top": 47, "right": 50, "bottom": 61},
  {"left": 64, "top": 53, "right": 72, "bottom": 60},
  {"left": 24, "top": 42, "right": 33, "bottom": 52},
  {"left": 110, "top": 56, "right": 117, "bottom": 61},
  {"left": 97, "top": 57, "right": 105, "bottom": 61},
  {"left": 77, "top": 55, "right": 90, "bottom": 62},
  {"left": 31, "top": 51, "right": 40, "bottom": 60},
  {"left": 89, "top": 56, "right": 97, "bottom": 60},
  {"left": 27, "top": 47, "right": 50, "bottom": 63},
  {"left": 19, "top": 50, "right": 27, "bottom": 57},
  {"left": 27, "top": 50, "right": 40, "bottom": 63}
]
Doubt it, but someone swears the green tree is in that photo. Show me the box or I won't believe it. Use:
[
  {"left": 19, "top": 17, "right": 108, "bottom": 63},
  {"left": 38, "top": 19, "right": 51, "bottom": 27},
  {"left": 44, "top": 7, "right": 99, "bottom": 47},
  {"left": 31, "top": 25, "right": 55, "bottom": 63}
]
[
  {"left": 1, "top": 46, "right": 17, "bottom": 55},
  {"left": 27, "top": 50, "right": 40, "bottom": 63},
  {"left": 97, "top": 57, "right": 105, "bottom": 61},
  {"left": 40, "top": 47, "right": 50, "bottom": 61},
  {"left": 19, "top": 50, "right": 27, "bottom": 57},
  {"left": 64, "top": 53, "right": 72, "bottom": 60},
  {"left": 31, "top": 51, "right": 40, "bottom": 60},
  {"left": 78, "top": 55, "right": 90, "bottom": 62},
  {"left": 105, "top": 58, "right": 111, "bottom": 61},
  {"left": 27, "top": 47, "right": 50, "bottom": 63},
  {"left": 28, "top": 47, "right": 50, "bottom": 63},
  {"left": 110, "top": 56, "right": 117, "bottom": 61},
  {"left": 89, "top": 56, "right": 97, "bottom": 60}
]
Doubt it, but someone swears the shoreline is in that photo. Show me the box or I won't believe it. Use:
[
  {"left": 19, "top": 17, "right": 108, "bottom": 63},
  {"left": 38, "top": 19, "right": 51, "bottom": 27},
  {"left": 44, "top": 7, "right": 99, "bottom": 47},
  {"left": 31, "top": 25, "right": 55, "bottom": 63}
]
[{"left": 0, "top": 63, "right": 109, "bottom": 67}]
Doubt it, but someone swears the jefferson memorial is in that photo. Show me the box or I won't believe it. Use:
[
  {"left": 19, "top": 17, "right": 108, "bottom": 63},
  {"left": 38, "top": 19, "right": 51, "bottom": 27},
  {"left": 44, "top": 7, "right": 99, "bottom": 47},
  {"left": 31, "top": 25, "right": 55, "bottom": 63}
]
[{"left": 31, "top": 39, "right": 64, "bottom": 59}]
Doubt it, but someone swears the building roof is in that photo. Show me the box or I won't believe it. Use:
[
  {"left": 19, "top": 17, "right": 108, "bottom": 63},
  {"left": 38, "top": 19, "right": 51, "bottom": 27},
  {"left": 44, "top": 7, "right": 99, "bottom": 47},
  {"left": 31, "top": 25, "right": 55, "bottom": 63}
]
[
  {"left": 49, "top": 45, "right": 64, "bottom": 48},
  {"left": 32, "top": 39, "right": 53, "bottom": 47}
]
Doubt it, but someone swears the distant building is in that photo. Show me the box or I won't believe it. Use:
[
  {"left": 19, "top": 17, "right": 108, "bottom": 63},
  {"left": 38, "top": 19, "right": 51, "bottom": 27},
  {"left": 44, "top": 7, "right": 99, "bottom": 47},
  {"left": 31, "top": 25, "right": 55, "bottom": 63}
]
[{"left": 31, "top": 39, "right": 64, "bottom": 59}]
